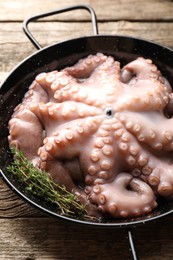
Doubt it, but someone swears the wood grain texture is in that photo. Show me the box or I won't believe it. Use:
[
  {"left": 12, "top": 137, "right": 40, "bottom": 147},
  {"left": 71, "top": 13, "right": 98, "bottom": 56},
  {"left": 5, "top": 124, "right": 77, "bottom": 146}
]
[
  {"left": 0, "top": 218, "right": 129, "bottom": 260},
  {"left": 0, "top": 178, "right": 44, "bottom": 217},
  {"left": 0, "top": 0, "right": 173, "bottom": 21},
  {"left": 1, "top": 21, "right": 173, "bottom": 81},
  {"left": 0, "top": 216, "right": 173, "bottom": 260}
]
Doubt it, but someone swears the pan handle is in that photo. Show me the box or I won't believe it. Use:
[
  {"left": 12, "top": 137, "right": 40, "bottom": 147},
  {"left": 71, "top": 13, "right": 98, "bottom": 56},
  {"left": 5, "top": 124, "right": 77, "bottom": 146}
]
[
  {"left": 22, "top": 4, "right": 98, "bottom": 50},
  {"left": 127, "top": 229, "right": 139, "bottom": 260}
]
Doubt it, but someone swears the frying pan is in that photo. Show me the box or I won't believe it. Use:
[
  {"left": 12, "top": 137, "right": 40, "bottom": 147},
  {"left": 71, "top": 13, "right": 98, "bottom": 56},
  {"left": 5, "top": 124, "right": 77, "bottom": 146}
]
[{"left": 1, "top": 5, "right": 173, "bottom": 260}]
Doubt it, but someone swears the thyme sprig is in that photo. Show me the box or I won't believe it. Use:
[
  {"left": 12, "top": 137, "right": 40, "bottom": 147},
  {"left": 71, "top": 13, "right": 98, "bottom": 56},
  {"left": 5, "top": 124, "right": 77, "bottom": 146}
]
[{"left": 7, "top": 148, "right": 87, "bottom": 217}]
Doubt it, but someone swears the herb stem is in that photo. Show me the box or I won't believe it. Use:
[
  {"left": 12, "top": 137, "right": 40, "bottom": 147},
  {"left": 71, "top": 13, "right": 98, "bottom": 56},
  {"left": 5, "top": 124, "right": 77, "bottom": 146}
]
[{"left": 7, "top": 148, "right": 87, "bottom": 217}]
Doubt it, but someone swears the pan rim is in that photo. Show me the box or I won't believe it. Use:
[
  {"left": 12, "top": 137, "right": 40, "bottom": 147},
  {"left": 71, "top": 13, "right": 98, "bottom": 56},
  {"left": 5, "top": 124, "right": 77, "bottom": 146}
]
[
  {"left": 1, "top": 33, "right": 173, "bottom": 89},
  {"left": 1, "top": 167, "right": 173, "bottom": 228}
]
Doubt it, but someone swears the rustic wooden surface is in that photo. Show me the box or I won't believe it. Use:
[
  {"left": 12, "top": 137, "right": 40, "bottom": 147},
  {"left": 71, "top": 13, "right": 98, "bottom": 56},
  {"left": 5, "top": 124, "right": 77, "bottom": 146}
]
[{"left": 1, "top": 0, "right": 173, "bottom": 259}]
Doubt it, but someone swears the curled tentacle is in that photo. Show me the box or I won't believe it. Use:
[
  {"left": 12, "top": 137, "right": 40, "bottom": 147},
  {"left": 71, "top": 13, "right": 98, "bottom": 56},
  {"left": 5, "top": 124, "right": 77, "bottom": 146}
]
[
  {"left": 121, "top": 57, "right": 161, "bottom": 82},
  {"left": 118, "top": 60, "right": 171, "bottom": 112},
  {"left": 89, "top": 173, "right": 157, "bottom": 218}
]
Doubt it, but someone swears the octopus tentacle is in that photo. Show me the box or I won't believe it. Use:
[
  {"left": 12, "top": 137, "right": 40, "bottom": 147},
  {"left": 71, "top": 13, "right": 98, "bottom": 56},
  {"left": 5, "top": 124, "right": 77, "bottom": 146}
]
[
  {"left": 109, "top": 115, "right": 149, "bottom": 172},
  {"left": 118, "top": 111, "right": 173, "bottom": 151},
  {"left": 28, "top": 101, "right": 102, "bottom": 131},
  {"left": 91, "top": 56, "right": 120, "bottom": 80},
  {"left": 148, "top": 164, "right": 173, "bottom": 197},
  {"left": 35, "top": 70, "right": 76, "bottom": 102},
  {"left": 40, "top": 157, "right": 102, "bottom": 218},
  {"left": 116, "top": 82, "right": 169, "bottom": 112},
  {"left": 53, "top": 83, "right": 106, "bottom": 107},
  {"left": 121, "top": 57, "right": 163, "bottom": 81},
  {"left": 80, "top": 139, "right": 117, "bottom": 186},
  {"left": 8, "top": 109, "right": 43, "bottom": 163},
  {"left": 13, "top": 82, "right": 48, "bottom": 116},
  {"left": 89, "top": 173, "right": 157, "bottom": 218},
  {"left": 117, "top": 86, "right": 169, "bottom": 114},
  {"left": 8, "top": 82, "right": 49, "bottom": 160},
  {"left": 64, "top": 53, "right": 107, "bottom": 78},
  {"left": 38, "top": 115, "right": 102, "bottom": 162},
  {"left": 119, "top": 57, "right": 171, "bottom": 112}
]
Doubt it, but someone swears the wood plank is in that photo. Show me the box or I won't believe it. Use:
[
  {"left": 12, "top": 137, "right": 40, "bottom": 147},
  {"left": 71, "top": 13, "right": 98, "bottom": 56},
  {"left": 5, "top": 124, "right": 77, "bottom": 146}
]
[
  {"left": 0, "top": 216, "right": 173, "bottom": 259},
  {"left": 0, "top": 0, "right": 173, "bottom": 22},
  {"left": 0, "top": 72, "right": 7, "bottom": 84},
  {"left": 0, "top": 218, "right": 129, "bottom": 260},
  {"left": 1, "top": 21, "right": 173, "bottom": 81},
  {"left": 0, "top": 178, "right": 44, "bottom": 217}
]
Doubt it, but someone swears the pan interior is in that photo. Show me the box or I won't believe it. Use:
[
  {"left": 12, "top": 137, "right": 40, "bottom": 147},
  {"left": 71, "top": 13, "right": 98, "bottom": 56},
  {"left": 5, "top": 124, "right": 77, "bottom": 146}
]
[{"left": 1, "top": 35, "right": 173, "bottom": 227}]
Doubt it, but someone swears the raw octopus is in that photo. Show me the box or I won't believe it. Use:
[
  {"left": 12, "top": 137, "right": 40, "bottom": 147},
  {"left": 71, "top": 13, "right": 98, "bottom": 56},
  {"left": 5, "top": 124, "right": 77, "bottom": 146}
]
[{"left": 8, "top": 53, "right": 173, "bottom": 219}]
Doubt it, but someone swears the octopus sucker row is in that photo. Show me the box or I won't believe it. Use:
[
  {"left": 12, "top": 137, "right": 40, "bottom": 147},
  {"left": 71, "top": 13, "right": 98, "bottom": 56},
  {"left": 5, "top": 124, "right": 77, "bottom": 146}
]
[
  {"left": 116, "top": 86, "right": 169, "bottom": 113},
  {"left": 64, "top": 53, "right": 108, "bottom": 78},
  {"left": 8, "top": 53, "right": 173, "bottom": 219},
  {"left": 110, "top": 117, "right": 151, "bottom": 171},
  {"left": 121, "top": 57, "right": 161, "bottom": 81},
  {"left": 28, "top": 101, "right": 102, "bottom": 125},
  {"left": 38, "top": 117, "right": 102, "bottom": 163},
  {"left": 89, "top": 173, "right": 157, "bottom": 218},
  {"left": 118, "top": 111, "right": 173, "bottom": 151},
  {"left": 86, "top": 144, "right": 115, "bottom": 180},
  {"left": 147, "top": 164, "right": 173, "bottom": 197}
]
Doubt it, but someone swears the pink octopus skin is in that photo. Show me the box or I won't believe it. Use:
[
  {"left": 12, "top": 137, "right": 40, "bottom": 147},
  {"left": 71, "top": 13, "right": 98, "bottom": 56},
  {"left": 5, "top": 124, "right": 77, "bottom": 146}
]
[{"left": 8, "top": 53, "right": 173, "bottom": 219}]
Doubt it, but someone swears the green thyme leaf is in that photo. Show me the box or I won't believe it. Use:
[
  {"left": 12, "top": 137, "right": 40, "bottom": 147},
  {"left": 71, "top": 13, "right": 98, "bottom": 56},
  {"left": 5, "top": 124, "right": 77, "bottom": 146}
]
[{"left": 7, "top": 148, "right": 87, "bottom": 217}]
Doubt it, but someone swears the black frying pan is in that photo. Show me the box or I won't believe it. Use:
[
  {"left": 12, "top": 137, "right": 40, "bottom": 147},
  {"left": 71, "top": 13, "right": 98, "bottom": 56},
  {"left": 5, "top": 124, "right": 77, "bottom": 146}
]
[{"left": 1, "top": 5, "right": 173, "bottom": 260}]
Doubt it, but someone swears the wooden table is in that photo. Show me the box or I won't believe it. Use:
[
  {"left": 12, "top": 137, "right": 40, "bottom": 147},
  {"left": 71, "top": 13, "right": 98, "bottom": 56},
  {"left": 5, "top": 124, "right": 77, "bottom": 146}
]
[{"left": 1, "top": 0, "right": 173, "bottom": 259}]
